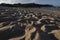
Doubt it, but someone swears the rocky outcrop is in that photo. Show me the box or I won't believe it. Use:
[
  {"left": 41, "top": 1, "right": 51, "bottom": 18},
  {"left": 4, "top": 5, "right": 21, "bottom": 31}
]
[{"left": 0, "top": 7, "right": 60, "bottom": 40}]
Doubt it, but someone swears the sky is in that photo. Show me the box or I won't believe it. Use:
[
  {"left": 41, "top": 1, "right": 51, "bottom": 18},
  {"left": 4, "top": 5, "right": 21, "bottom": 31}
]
[{"left": 0, "top": 0, "right": 60, "bottom": 6}]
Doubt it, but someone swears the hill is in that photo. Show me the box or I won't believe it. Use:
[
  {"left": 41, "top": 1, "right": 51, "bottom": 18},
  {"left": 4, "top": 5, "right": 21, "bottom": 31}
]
[{"left": 0, "top": 3, "right": 54, "bottom": 7}]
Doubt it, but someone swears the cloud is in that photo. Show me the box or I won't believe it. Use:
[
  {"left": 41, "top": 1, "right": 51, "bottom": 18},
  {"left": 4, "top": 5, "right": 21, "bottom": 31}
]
[
  {"left": 0, "top": 0, "right": 36, "bottom": 4},
  {"left": 13, "top": 0, "right": 36, "bottom": 3},
  {"left": 0, "top": 0, "right": 13, "bottom": 3}
]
